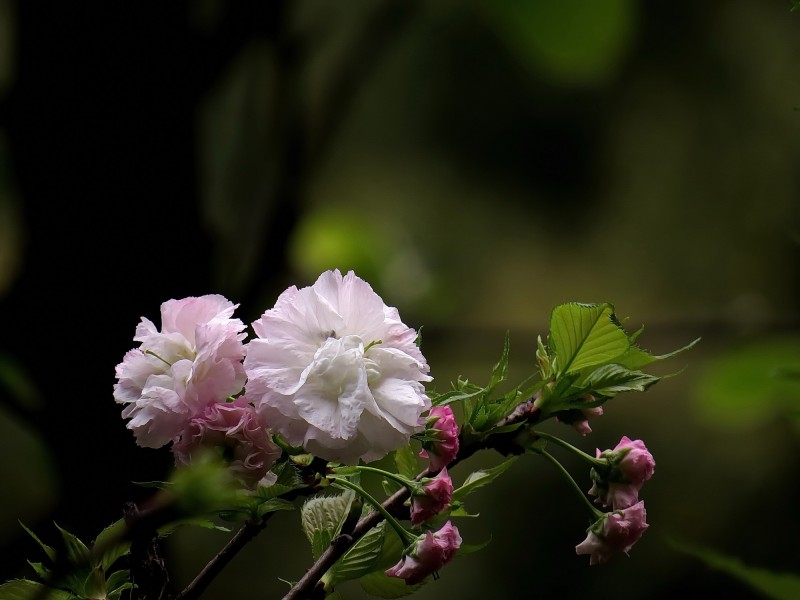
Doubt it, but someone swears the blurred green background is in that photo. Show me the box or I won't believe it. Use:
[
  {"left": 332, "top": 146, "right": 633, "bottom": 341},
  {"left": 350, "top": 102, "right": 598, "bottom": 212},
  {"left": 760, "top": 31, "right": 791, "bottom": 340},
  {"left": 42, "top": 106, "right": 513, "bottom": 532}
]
[{"left": 1, "top": 1, "right": 799, "bottom": 598}]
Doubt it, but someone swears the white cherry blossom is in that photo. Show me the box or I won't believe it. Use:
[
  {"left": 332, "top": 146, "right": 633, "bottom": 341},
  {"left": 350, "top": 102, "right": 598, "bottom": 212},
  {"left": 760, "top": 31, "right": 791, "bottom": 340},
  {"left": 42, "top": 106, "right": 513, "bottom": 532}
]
[{"left": 244, "top": 270, "right": 431, "bottom": 464}]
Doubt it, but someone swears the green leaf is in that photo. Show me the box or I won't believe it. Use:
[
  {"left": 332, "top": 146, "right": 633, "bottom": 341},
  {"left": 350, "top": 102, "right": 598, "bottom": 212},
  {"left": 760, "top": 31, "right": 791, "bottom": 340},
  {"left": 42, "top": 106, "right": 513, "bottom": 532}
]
[
  {"left": 487, "top": 331, "right": 511, "bottom": 392},
  {"left": 93, "top": 519, "right": 130, "bottom": 572},
  {"left": 19, "top": 521, "right": 56, "bottom": 562},
  {"left": 549, "top": 303, "right": 630, "bottom": 374},
  {"left": 256, "top": 498, "right": 295, "bottom": 518},
  {"left": 670, "top": 539, "right": 800, "bottom": 600},
  {"left": 0, "top": 580, "right": 75, "bottom": 600},
  {"left": 394, "top": 445, "right": 421, "bottom": 481},
  {"left": 457, "top": 535, "right": 492, "bottom": 556},
  {"left": 81, "top": 565, "right": 106, "bottom": 599},
  {"left": 301, "top": 491, "right": 354, "bottom": 561},
  {"left": 360, "top": 570, "right": 426, "bottom": 598},
  {"left": 326, "top": 522, "right": 386, "bottom": 586},
  {"left": 105, "top": 570, "right": 132, "bottom": 594},
  {"left": 453, "top": 456, "right": 518, "bottom": 501},
  {"left": 27, "top": 561, "right": 50, "bottom": 581},
  {"left": 615, "top": 337, "right": 700, "bottom": 371},
  {"left": 580, "top": 364, "right": 660, "bottom": 398},
  {"left": 55, "top": 524, "right": 91, "bottom": 567}
]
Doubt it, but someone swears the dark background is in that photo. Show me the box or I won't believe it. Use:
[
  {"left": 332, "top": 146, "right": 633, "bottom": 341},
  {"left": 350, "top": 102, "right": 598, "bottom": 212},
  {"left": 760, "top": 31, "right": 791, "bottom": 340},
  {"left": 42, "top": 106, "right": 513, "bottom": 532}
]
[{"left": 0, "top": 1, "right": 799, "bottom": 598}]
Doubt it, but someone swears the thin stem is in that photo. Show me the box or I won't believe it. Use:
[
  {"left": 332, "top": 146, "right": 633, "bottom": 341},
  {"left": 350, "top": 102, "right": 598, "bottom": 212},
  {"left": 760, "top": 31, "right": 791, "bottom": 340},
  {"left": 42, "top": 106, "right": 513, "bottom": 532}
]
[
  {"left": 329, "top": 477, "right": 415, "bottom": 547},
  {"left": 333, "top": 465, "right": 418, "bottom": 492},
  {"left": 536, "top": 448, "right": 604, "bottom": 520},
  {"left": 533, "top": 430, "right": 607, "bottom": 468}
]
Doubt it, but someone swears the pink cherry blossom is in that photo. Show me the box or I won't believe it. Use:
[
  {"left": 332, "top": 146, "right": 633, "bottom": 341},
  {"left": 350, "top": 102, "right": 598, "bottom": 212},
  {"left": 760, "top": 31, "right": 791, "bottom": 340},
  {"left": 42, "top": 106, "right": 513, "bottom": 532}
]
[
  {"left": 386, "top": 521, "right": 462, "bottom": 585},
  {"left": 172, "top": 398, "right": 282, "bottom": 488},
  {"left": 410, "top": 468, "right": 454, "bottom": 525},
  {"left": 576, "top": 501, "right": 649, "bottom": 565},
  {"left": 589, "top": 436, "right": 656, "bottom": 509},
  {"left": 419, "top": 405, "right": 459, "bottom": 471},
  {"left": 114, "top": 295, "right": 247, "bottom": 448},
  {"left": 244, "top": 270, "right": 431, "bottom": 464}
]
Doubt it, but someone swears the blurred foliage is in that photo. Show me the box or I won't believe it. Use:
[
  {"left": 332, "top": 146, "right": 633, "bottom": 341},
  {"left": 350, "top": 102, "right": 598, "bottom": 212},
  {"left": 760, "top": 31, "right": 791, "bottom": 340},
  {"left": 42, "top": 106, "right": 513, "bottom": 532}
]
[
  {"left": 692, "top": 336, "right": 800, "bottom": 430},
  {"left": 670, "top": 539, "right": 800, "bottom": 600}
]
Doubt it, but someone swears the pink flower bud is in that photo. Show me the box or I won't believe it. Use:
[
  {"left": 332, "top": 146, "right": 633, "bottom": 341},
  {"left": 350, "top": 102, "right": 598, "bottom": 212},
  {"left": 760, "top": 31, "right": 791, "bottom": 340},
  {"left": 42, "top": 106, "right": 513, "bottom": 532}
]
[
  {"left": 410, "top": 468, "right": 454, "bottom": 525},
  {"left": 386, "top": 521, "right": 462, "bottom": 585},
  {"left": 589, "top": 436, "right": 655, "bottom": 509},
  {"left": 173, "top": 398, "right": 282, "bottom": 488},
  {"left": 556, "top": 395, "right": 603, "bottom": 436},
  {"left": 419, "top": 406, "right": 459, "bottom": 471},
  {"left": 575, "top": 501, "right": 649, "bottom": 565}
]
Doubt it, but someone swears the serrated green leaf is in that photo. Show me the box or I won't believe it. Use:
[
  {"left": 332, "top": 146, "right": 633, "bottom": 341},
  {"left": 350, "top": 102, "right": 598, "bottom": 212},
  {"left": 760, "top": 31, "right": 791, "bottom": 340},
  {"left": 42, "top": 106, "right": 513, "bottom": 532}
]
[
  {"left": 0, "top": 580, "right": 75, "bottom": 600},
  {"left": 301, "top": 491, "right": 354, "bottom": 560},
  {"left": 580, "top": 364, "right": 660, "bottom": 398},
  {"left": 93, "top": 519, "right": 130, "bottom": 572},
  {"left": 360, "top": 569, "right": 426, "bottom": 598},
  {"left": 55, "top": 524, "right": 91, "bottom": 566},
  {"left": 616, "top": 337, "right": 700, "bottom": 371},
  {"left": 670, "top": 538, "right": 800, "bottom": 600},
  {"left": 27, "top": 561, "right": 49, "bottom": 581},
  {"left": 256, "top": 498, "right": 295, "bottom": 518},
  {"left": 453, "top": 456, "right": 518, "bottom": 501},
  {"left": 327, "top": 522, "right": 386, "bottom": 586},
  {"left": 487, "top": 332, "right": 511, "bottom": 391},
  {"left": 549, "top": 303, "right": 629, "bottom": 374},
  {"left": 394, "top": 445, "right": 420, "bottom": 480},
  {"left": 19, "top": 521, "right": 56, "bottom": 562}
]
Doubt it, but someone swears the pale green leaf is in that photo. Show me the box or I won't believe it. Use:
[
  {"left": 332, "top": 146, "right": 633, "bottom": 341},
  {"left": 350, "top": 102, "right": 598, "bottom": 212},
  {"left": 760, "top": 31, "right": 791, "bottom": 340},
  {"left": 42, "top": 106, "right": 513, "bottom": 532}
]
[
  {"left": 549, "top": 303, "right": 629, "bottom": 374},
  {"left": 453, "top": 457, "right": 518, "bottom": 501},
  {"left": 301, "top": 491, "right": 354, "bottom": 560}
]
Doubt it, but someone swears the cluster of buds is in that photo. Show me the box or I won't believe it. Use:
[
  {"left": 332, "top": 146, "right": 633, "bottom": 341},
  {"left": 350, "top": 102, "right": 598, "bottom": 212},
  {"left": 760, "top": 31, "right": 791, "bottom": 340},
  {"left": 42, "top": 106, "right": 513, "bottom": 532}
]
[{"left": 575, "top": 436, "right": 655, "bottom": 565}]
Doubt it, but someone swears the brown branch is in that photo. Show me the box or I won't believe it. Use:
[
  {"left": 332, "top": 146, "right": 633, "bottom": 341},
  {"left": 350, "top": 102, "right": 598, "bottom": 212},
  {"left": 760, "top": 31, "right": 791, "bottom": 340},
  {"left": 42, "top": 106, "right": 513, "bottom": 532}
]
[{"left": 174, "top": 517, "right": 273, "bottom": 600}]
